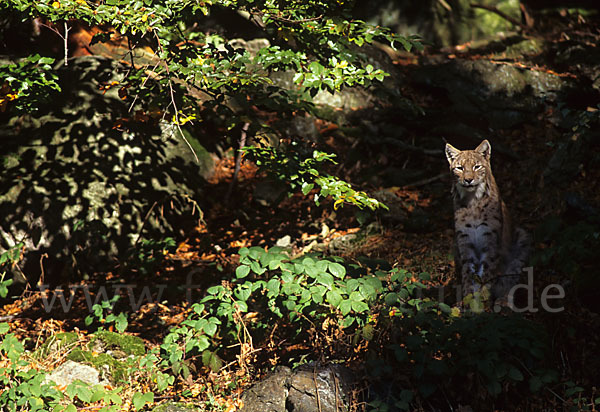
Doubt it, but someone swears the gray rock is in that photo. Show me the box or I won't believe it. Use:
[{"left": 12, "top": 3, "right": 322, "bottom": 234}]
[
  {"left": 241, "top": 366, "right": 292, "bottom": 412},
  {"left": 45, "top": 360, "right": 108, "bottom": 387},
  {"left": 275, "top": 235, "right": 292, "bottom": 248},
  {"left": 240, "top": 364, "right": 354, "bottom": 412},
  {"left": 412, "top": 58, "right": 574, "bottom": 128}
]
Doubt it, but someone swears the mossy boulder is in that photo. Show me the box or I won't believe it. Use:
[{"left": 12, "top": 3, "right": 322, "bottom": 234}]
[
  {"left": 67, "top": 348, "right": 129, "bottom": 384},
  {"left": 90, "top": 330, "right": 146, "bottom": 357},
  {"left": 65, "top": 330, "right": 145, "bottom": 383}
]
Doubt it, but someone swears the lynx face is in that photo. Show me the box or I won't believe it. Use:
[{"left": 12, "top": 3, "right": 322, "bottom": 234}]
[{"left": 445, "top": 140, "right": 491, "bottom": 198}]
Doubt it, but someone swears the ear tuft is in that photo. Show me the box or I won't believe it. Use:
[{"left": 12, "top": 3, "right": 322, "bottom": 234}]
[
  {"left": 475, "top": 140, "right": 491, "bottom": 159},
  {"left": 445, "top": 143, "right": 460, "bottom": 164}
]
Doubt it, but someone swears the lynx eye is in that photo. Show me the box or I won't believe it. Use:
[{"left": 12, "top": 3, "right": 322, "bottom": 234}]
[
  {"left": 454, "top": 166, "right": 464, "bottom": 171},
  {"left": 473, "top": 164, "right": 483, "bottom": 171}
]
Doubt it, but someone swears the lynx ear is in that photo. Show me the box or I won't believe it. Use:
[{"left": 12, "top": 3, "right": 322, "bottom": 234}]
[
  {"left": 445, "top": 143, "right": 460, "bottom": 164},
  {"left": 475, "top": 139, "right": 491, "bottom": 159}
]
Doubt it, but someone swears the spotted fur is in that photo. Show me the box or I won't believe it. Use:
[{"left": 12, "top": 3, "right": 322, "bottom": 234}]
[{"left": 445, "top": 140, "right": 529, "bottom": 300}]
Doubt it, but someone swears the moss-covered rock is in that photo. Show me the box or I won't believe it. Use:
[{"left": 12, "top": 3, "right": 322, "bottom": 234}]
[
  {"left": 67, "top": 348, "right": 129, "bottom": 383},
  {"left": 90, "top": 330, "right": 146, "bottom": 357},
  {"left": 64, "top": 330, "right": 145, "bottom": 383}
]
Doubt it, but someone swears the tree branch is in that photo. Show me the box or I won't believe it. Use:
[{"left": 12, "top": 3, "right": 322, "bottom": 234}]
[
  {"left": 470, "top": 3, "right": 530, "bottom": 32},
  {"left": 153, "top": 30, "right": 199, "bottom": 164}
]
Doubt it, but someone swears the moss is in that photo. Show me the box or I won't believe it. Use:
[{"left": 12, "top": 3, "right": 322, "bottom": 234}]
[
  {"left": 67, "top": 348, "right": 130, "bottom": 383},
  {"left": 503, "top": 39, "right": 545, "bottom": 59},
  {"left": 63, "top": 331, "right": 145, "bottom": 384},
  {"left": 91, "top": 330, "right": 146, "bottom": 356}
]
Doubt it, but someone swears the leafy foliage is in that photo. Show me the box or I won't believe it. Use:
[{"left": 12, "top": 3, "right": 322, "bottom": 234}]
[
  {"left": 0, "top": 327, "right": 64, "bottom": 411},
  {"left": 0, "top": 54, "right": 61, "bottom": 114},
  {"left": 244, "top": 143, "right": 387, "bottom": 210},
  {"left": 155, "top": 246, "right": 557, "bottom": 409},
  {"left": 0, "top": 0, "right": 420, "bottom": 207},
  {"left": 84, "top": 295, "right": 129, "bottom": 333}
]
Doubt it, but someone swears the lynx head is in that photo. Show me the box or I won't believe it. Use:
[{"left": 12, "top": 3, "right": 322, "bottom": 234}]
[{"left": 445, "top": 140, "right": 492, "bottom": 199}]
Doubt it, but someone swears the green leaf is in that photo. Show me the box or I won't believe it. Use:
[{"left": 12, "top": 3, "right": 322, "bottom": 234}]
[
  {"left": 326, "top": 289, "right": 343, "bottom": 307},
  {"left": 250, "top": 261, "right": 266, "bottom": 275},
  {"left": 418, "top": 382, "right": 436, "bottom": 398},
  {"left": 202, "top": 350, "right": 223, "bottom": 372},
  {"left": 132, "top": 391, "right": 154, "bottom": 411},
  {"left": 308, "top": 61, "right": 324, "bottom": 75},
  {"left": 236, "top": 265, "right": 251, "bottom": 279},
  {"left": 266, "top": 278, "right": 281, "bottom": 295},
  {"left": 248, "top": 247, "right": 263, "bottom": 260},
  {"left": 341, "top": 316, "right": 354, "bottom": 328},
  {"left": 349, "top": 291, "right": 364, "bottom": 302},
  {"left": 508, "top": 367, "right": 524, "bottom": 382},
  {"left": 316, "top": 272, "right": 334, "bottom": 288},
  {"left": 486, "top": 380, "right": 502, "bottom": 396},
  {"left": 328, "top": 262, "right": 346, "bottom": 278},
  {"left": 301, "top": 182, "right": 314, "bottom": 195},
  {"left": 384, "top": 292, "right": 399, "bottom": 305},
  {"left": 359, "top": 283, "right": 377, "bottom": 300},
  {"left": 345, "top": 279, "right": 359, "bottom": 293},
  {"left": 234, "top": 285, "right": 252, "bottom": 302},
  {"left": 0, "top": 323, "right": 9, "bottom": 334},
  {"left": 90, "top": 387, "right": 106, "bottom": 403},
  {"left": 339, "top": 299, "right": 352, "bottom": 316},
  {"left": 351, "top": 300, "right": 369, "bottom": 313}
]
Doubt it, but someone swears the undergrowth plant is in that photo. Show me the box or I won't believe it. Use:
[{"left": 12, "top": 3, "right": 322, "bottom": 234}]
[
  {"left": 159, "top": 246, "right": 559, "bottom": 410},
  {"left": 0, "top": 243, "right": 24, "bottom": 299},
  {"left": 84, "top": 295, "right": 128, "bottom": 333},
  {"left": 0, "top": 242, "right": 570, "bottom": 411}
]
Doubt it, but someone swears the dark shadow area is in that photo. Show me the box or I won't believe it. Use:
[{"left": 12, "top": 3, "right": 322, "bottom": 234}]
[{"left": 0, "top": 56, "right": 206, "bottom": 290}]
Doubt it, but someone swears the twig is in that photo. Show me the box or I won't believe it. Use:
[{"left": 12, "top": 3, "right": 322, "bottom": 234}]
[
  {"left": 333, "top": 370, "right": 340, "bottom": 412},
  {"left": 225, "top": 122, "right": 250, "bottom": 204},
  {"left": 39, "top": 22, "right": 71, "bottom": 66},
  {"left": 262, "top": 12, "right": 324, "bottom": 24},
  {"left": 152, "top": 30, "right": 199, "bottom": 164},
  {"left": 402, "top": 172, "right": 447, "bottom": 188},
  {"left": 437, "top": 0, "right": 453, "bottom": 12},
  {"left": 134, "top": 201, "right": 158, "bottom": 246},
  {"left": 519, "top": 2, "right": 535, "bottom": 28},
  {"left": 470, "top": 3, "right": 530, "bottom": 32},
  {"left": 63, "top": 22, "right": 70, "bottom": 66},
  {"left": 128, "top": 58, "right": 161, "bottom": 113},
  {"left": 381, "top": 137, "right": 444, "bottom": 157},
  {"left": 127, "top": 35, "right": 136, "bottom": 69}
]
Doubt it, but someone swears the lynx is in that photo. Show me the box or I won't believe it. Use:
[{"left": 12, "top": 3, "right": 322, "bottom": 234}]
[{"left": 445, "top": 140, "right": 529, "bottom": 302}]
